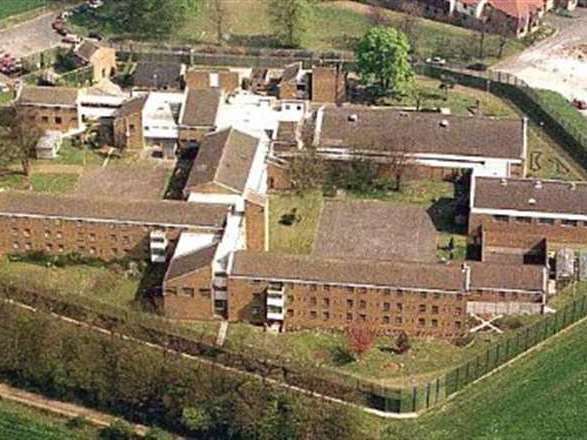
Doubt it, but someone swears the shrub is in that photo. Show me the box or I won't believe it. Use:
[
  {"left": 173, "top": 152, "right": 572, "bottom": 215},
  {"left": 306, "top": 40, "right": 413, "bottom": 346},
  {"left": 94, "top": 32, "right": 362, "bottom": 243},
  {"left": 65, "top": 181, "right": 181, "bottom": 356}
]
[
  {"left": 181, "top": 406, "right": 212, "bottom": 434},
  {"left": 395, "top": 331, "right": 411, "bottom": 354},
  {"left": 100, "top": 420, "right": 135, "bottom": 440},
  {"left": 345, "top": 324, "right": 377, "bottom": 359}
]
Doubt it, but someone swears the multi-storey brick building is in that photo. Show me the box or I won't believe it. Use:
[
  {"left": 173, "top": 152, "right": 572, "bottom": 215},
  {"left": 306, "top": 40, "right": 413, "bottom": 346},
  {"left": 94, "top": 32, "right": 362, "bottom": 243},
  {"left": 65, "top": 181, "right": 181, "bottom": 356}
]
[
  {"left": 226, "top": 251, "right": 547, "bottom": 336},
  {"left": 0, "top": 191, "right": 227, "bottom": 262},
  {"left": 16, "top": 86, "right": 81, "bottom": 133}
]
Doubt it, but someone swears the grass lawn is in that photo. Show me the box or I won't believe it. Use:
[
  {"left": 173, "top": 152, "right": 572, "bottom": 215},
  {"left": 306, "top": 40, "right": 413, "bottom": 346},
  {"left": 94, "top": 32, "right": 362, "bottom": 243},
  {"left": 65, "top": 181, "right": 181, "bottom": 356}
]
[
  {"left": 348, "top": 180, "right": 454, "bottom": 205},
  {"left": 49, "top": 140, "right": 104, "bottom": 167},
  {"left": 388, "top": 76, "right": 518, "bottom": 117},
  {"left": 71, "top": 0, "right": 524, "bottom": 64},
  {"left": 0, "top": 257, "right": 140, "bottom": 309},
  {"left": 0, "top": 399, "right": 99, "bottom": 440},
  {"left": 0, "top": 91, "right": 13, "bottom": 105},
  {"left": 30, "top": 173, "right": 79, "bottom": 193},
  {"left": 383, "top": 315, "right": 587, "bottom": 439},
  {"left": 0, "top": 0, "right": 46, "bottom": 20},
  {"left": 269, "top": 190, "right": 324, "bottom": 254}
]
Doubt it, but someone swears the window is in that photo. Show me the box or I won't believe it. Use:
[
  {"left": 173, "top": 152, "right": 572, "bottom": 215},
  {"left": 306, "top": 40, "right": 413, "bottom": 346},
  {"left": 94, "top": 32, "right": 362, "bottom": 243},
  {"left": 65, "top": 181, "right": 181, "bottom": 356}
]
[
  {"left": 90, "top": 233, "right": 96, "bottom": 241},
  {"left": 288, "top": 295, "right": 294, "bottom": 303},
  {"left": 493, "top": 215, "right": 508, "bottom": 222},
  {"left": 359, "top": 300, "right": 366, "bottom": 309},
  {"left": 358, "top": 287, "right": 367, "bottom": 294},
  {"left": 58, "top": 245, "right": 64, "bottom": 253},
  {"left": 383, "top": 302, "right": 390, "bottom": 311},
  {"left": 383, "top": 288, "right": 391, "bottom": 296},
  {"left": 431, "top": 319, "right": 439, "bottom": 328},
  {"left": 456, "top": 294, "right": 463, "bottom": 301},
  {"left": 323, "top": 284, "right": 330, "bottom": 292},
  {"left": 432, "top": 305, "right": 439, "bottom": 314},
  {"left": 46, "top": 243, "right": 53, "bottom": 252},
  {"left": 166, "top": 287, "right": 177, "bottom": 295},
  {"left": 182, "top": 287, "right": 195, "bottom": 297},
  {"left": 12, "top": 242, "right": 19, "bottom": 250},
  {"left": 11, "top": 228, "right": 17, "bottom": 235},
  {"left": 112, "top": 248, "right": 118, "bottom": 255},
  {"left": 499, "top": 292, "right": 506, "bottom": 299},
  {"left": 323, "top": 311, "right": 329, "bottom": 320},
  {"left": 90, "top": 247, "right": 96, "bottom": 255},
  {"left": 562, "top": 219, "right": 578, "bottom": 227},
  {"left": 420, "top": 292, "right": 427, "bottom": 299},
  {"left": 323, "top": 298, "right": 330, "bottom": 307},
  {"left": 44, "top": 230, "right": 51, "bottom": 238},
  {"left": 396, "top": 290, "right": 404, "bottom": 298},
  {"left": 42, "top": 116, "right": 49, "bottom": 123},
  {"left": 538, "top": 218, "right": 554, "bottom": 225},
  {"left": 359, "top": 314, "right": 366, "bottom": 321},
  {"left": 397, "top": 303, "right": 403, "bottom": 311},
  {"left": 310, "top": 297, "right": 317, "bottom": 306},
  {"left": 287, "top": 309, "right": 294, "bottom": 318},
  {"left": 346, "top": 313, "right": 353, "bottom": 321},
  {"left": 455, "top": 321, "right": 462, "bottom": 329},
  {"left": 23, "top": 229, "right": 31, "bottom": 237},
  {"left": 309, "top": 284, "right": 317, "bottom": 291},
  {"left": 383, "top": 316, "right": 390, "bottom": 324},
  {"left": 515, "top": 217, "right": 532, "bottom": 224},
  {"left": 396, "top": 316, "right": 403, "bottom": 325},
  {"left": 55, "top": 117, "right": 62, "bottom": 124},
  {"left": 25, "top": 243, "right": 32, "bottom": 250},
  {"left": 455, "top": 307, "right": 463, "bottom": 315},
  {"left": 418, "top": 318, "right": 426, "bottom": 327},
  {"left": 123, "top": 235, "right": 130, "bottom": 244},
  {"left": 347, "top": 299, "right": 353, "bottom": 308},
  {"left": 345, "top": 286, "right": 354, "bottom": 293},
  {"left": 433, "top": 292, "right": 441, "bottom": 300},
  {"left": 56, "top": 231, "right": 63, "bottom": 239},
  {"left": 199, "top": 289, "right": 211, "bottom": 297},
  {"left": 310, "top": 311, "right": 317, "bottom": 319},
  {"left": 419, "top": 304, "right": 426, "bottom": 313}
]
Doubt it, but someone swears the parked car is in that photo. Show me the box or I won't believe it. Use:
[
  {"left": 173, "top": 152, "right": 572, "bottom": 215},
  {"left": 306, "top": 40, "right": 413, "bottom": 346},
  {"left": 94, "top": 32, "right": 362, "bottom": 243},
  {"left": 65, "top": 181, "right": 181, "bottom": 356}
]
[
  {"left": 572, "top": 99, "right": 587, "bottom": 110},
  {"left": 426, "top": 56, "right": 447, "bottom": 66},
  {"left": 88, "top": 31, "right": 104, "bottom": 41},
  {"left": 62, "top": 34, "right": 82, "bottom": 44},
  {"left": 468, "top": 62, "right": 488, "bottom": 72}
]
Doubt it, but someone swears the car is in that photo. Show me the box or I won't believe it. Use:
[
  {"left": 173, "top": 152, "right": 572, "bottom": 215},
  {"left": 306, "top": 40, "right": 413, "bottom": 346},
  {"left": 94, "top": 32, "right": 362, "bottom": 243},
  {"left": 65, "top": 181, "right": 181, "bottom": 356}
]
[
  {"left": 467, "top": 62, "right": 488, "bottom": 72},
  {"left": 572, "top": 99, "right": 587, "bottom": 110},
  {"left": 88, "top": 31, "right": 104, "bottom": 41},
  {"left": 426, "top": 56, "right": 447, "bottom": 66}
]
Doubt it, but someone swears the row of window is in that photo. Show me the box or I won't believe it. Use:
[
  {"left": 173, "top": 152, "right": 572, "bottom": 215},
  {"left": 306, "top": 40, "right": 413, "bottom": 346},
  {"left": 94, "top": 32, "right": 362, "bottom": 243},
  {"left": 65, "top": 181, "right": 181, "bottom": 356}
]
[
  {"left": 30, "top": 115, "right": 77, "bottom": 125},
  {"left": 493, "top": 215, "right": 584, "bottom": 227},
  {"left": 12, "top": 241, "right": 133, "bottom": 256},
  {"left": 292, "top": 309, "right": 463, "bottom": 329},
  {"left": 166, "top": 287, "right": 211, "bottom": 298},
  {"left": 6, "top": 216, "right": 181, "bottom": 233},
  {"left": 11, "top": 228, "right": 136, "bottom": 244},
  {"left": 302, "top": 297, "right": 464, "bottom": 315}
]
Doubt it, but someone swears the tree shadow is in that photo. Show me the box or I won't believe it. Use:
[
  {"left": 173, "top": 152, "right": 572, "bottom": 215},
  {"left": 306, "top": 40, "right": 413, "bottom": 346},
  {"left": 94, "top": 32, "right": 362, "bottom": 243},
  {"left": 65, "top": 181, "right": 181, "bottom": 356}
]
[
  {"left": 228, "top": 34, "right": 282, "bottom": 48},
  {"left": 427, "top": 197, "right": 465, "bottom": 235},
  {"left": 135, "top": 263, "right": 167, "bottom": 314}
]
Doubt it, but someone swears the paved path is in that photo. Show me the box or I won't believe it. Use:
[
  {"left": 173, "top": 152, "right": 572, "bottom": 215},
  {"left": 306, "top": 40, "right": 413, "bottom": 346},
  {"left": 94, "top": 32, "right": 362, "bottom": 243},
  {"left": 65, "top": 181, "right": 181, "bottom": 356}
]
[
  {"left": 0, "top": 12, "right": 64, "bottom": 59},
  {"left": 494, "top": 10, "right": 587, "bottom": 115},
  {"left": 0, "top": 383, "right": 149, "bottom": 436}
]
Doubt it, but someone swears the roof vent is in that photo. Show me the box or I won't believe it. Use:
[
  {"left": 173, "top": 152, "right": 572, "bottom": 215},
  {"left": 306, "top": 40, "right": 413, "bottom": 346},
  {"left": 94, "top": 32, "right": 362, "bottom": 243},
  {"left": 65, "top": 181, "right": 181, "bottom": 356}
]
[
  {"left": 348, "top": 114, "right": 358, "bottom": 122},
  {"left": 500, "top": 178, "right": 507, "bottom": 186},
  {"left": 570, "top": 182, "right": 577, "bottom": 191},
  {"left": 439, "top": 119, "right": 449, "bottom": 128},
  {"left": 534, "top": 180, "right": 542, "bottom": 189},
  {"left": 528, "top": 198, "right": 536, "bottom": 205}
]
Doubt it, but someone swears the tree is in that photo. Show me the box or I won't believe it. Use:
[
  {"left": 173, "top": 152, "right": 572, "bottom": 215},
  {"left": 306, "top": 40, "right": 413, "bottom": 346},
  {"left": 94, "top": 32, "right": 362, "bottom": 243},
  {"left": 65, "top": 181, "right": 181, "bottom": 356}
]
[
  {"left": 268, "top": 0, "right": 315, "bottom": 48},
  {"left": 289, "top": 148, "right": 326, "bottom": 192},
  {"left": 117, "top": 0, "right": 199, "bottom": 38},
  {"left": 345, "top": 323, "right": 377, "bottom": 360},
  {"left": 210, "top": 0, "right": 227, "bottom": 44},
  {"left": 0, "top": 106, "right": 43, "bottom": 177},
  {"left": 356, "top": 27, "right": 414, "bottom": 97}
]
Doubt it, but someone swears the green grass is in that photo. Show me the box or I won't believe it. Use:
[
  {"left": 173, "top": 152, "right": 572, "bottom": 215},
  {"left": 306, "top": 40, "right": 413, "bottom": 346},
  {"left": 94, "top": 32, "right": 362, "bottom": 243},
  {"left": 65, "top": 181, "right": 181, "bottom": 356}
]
[
  {"left": 389, "top": 76, "right": 518, "bottom": 117},
  {"left": 269, "top": 190, "right": 324, "bottom": 254},
  {"left": 71, "top": 0, "right": 524, "bottom": 64},
  {"left": 0, "top": 91, "right": 13, "bottom": 105},
  {"left": 0, "top": 257, "right": 140, "bottom": 309},
  {"left": 0, "top": 0, "right": 46, "bottom": 20},
  {"left": 349, "top": 180, "right": 454, "bottom": 205},
  {"left": 533, "top": 89, "right": 587, "bottom": 139},
  {"left": 0, "top": 399, "right": 99, "bottom": 439},
  {"left": 30, "top": 173, "right": 79, "bottom": 193},
  {"left": 50, "top": 140, "right": 104, "bottom": 167},
  {"left": 383, "top": 315, "right": 587, "bottom": 439}
]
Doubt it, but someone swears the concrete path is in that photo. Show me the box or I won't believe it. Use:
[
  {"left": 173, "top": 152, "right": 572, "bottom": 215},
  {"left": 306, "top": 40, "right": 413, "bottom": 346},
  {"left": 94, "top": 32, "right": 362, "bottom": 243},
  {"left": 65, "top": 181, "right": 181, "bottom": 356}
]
[{"left": 0, "top": 382, "right": 149, "bottom": 436}]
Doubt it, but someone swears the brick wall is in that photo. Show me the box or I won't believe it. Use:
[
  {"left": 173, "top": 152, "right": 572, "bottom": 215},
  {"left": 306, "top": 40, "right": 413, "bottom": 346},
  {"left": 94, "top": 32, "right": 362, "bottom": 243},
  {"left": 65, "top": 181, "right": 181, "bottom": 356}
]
[
  {"left": 178, "top": 126, "right": 214, "bottom": 148},
  {"left": 113, "top": 112, "right": 144, "bottom": 149},
  {"left": 20, "top": 105, "right": 79, "bottom": 133},
  {"left": 278, "top": 82, "right": 298, "bottom": 100},
  {"left": 311, "top": 67, "right": 346, "bottom": 104},
  {"left": 163, "top": 266, "right": 215, "bottom": 320},
  {"left": 267, "top": 161, "right": 293, "bottom": 191},
  {"left": 89, "top": 48, "right": 117, "bottom": 83}
]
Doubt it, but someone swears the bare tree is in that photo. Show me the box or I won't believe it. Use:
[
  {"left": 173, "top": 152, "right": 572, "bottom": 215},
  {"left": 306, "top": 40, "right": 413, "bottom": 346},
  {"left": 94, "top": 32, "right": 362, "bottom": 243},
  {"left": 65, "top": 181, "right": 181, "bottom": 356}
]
[
  {"left": 398, "top": 1, "right": 424, "bottom": 56},
  {"left": 0, "top": 106, "right": 43, "bottom": 178}
]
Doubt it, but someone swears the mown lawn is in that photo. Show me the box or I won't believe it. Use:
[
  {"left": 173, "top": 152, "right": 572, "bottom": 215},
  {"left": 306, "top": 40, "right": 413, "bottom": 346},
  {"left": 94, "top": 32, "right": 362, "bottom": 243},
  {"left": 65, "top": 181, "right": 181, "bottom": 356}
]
[
  {"left": 348, "top": 180, "right": 454, "bottom": 205},
  {"left": 0, "top": 0, "right": 46, "bottom": 20},
  {"left": 383, "top": 315, "right": 587, "bottom": 439},
  {"left": 49, "top": 140, "right": 104, "bottom": 167},
  {"left": 0, "top": 399, "right": 99, "bottom": 439},
  {"left": 0, "top": 172, "right": 78, "bottom": 193}
]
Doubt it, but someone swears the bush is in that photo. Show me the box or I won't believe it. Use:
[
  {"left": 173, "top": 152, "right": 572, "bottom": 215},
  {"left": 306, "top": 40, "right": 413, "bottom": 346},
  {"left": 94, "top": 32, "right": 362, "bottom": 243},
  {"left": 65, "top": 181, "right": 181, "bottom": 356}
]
[
  {"left": 181, "top": 406, "right": 212, "bottom": 434},
  {"left": 144, "top": 428, "right": 173, "bottom": 440},
  {"left": 395, "top": 331, "right": 411, "bottom": 354},
  {"left": 65, "top": 415, "right": 89, "bottom": 429},
  {"left": 100, "top": 420, "right": 135, "bottom": 440}
]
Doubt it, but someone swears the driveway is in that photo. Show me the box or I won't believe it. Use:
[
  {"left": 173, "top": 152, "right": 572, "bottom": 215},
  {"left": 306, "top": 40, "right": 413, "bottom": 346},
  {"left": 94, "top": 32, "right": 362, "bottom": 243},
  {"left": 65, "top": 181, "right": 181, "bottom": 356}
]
[
  {"left": 494, "top": 9, "right": 587, "bottom": 115},
  {"left": 0, "top": 12, "right": 64, "bottom": 59}
]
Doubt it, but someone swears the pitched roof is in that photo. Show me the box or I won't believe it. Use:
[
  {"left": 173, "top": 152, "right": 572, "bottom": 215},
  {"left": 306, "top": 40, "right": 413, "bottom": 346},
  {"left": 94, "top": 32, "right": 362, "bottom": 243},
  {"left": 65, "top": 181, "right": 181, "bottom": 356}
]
[
  {"left": 468, "top": 262, "right": 546, "bottom": 292},
  {"left": 180, "top": 88, "right": 222, "bottom": 127},
  {"left": 230, "top": 251, "right": 467, "bottom": 291},
  {"left": 115, "top": 95, "right": 147, "bottom": 118},
  {"left": 317, "top": 107, "right": 525, "bottom": 160},
  {"left": 74, "top": 40, "right": 100, "bottom": 61},
  {"left": 18, "top": 86, "right": 78, "bottom": 107},
  {"left": 0, "top": 191, "right": 227, "bottom": 229},
  {"left": 133, "top": 62, "right": 183, "bottom": 89},
  {"left": 313, "top": 201, "right": 438, "bottom": 262},
  {"left": 473, "top": 177, "right": 587, "bottom": 216},
  {"left": 165, "top": 243, "right": 218, "bottom": 281},
  {"left": 488, "top": 0, "right": 543, "bottom": 19},
  {"left": 281, "top": 62, "right": 302, "bottom": 83},
  {"left": 185, "top": 128, "right": 259, "bottom": 193}
]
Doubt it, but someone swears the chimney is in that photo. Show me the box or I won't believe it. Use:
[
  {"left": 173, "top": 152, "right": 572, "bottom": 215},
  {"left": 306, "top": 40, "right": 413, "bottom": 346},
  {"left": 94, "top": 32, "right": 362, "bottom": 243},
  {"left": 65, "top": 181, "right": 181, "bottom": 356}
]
[
  {"left": 500, "top": 178, "right": 507, "bottom": 186},
  {"left": 570, "top": 182, "right": 577, "bottom": 191},
  {"left": 528, "top": 198, "right": 536, "bottom": 205},
  {"left": 348, "top": 114, "right": 358, "bottom": 122},
  {"left": 534, "top": 180, "right": 542, "bottom": 189},
  {"left": 439, "top": 119, "right": 449, "bottom": 128}
]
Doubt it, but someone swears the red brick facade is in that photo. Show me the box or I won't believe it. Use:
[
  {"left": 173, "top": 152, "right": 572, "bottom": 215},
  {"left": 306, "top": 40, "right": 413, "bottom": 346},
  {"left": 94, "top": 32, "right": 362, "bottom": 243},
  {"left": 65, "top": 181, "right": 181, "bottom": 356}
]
[{"left": 163, "top": 266, "right": 215, "bottom": 320}]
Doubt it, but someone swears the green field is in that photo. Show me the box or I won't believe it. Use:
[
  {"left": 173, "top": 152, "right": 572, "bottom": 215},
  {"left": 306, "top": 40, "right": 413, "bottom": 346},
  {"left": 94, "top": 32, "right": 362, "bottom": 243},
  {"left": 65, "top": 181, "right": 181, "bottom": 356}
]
[
  {"left": 0, "top": 0, "right": 46, "bottom": 20},
  {"left": 384, "top": 315, "right": 587, "bottom": 439},
  {"left": 0, "top": 399, "right": 98, "bottom": 439}
]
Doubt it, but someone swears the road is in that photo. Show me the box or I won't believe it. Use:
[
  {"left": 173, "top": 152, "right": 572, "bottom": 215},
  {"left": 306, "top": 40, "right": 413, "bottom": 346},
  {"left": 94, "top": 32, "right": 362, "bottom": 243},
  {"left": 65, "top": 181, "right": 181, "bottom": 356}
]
[
  {"left": 494, "top": 9, "right": 587, "bottom": 115},
  {"left": 0, "top": 12, "right": 63, "bottom": 59}
]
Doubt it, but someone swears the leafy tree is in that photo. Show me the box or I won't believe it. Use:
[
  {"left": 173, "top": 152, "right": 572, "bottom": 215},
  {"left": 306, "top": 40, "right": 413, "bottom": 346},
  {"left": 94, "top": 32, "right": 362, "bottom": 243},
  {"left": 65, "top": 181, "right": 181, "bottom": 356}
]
[
  {"left": 356, "top": 27, "right": 414, "bottom": 97},
  {"left": 0, "top": 106, "right": 43, "bottom": 177},
  {"left": 117, "top": 0, "right": 199, "bottom": 38},
  {"left": 345, "top": 323, "right": 377, "bottom": 360},
  {"left": 99, "top": 419, "right": 135, "bottom": 440},
  {"left": 181, "top": 406, "right": 212, "bottom": 434},
  {"left": 268, "top": 0, "right": 315, "bottom": 48}
]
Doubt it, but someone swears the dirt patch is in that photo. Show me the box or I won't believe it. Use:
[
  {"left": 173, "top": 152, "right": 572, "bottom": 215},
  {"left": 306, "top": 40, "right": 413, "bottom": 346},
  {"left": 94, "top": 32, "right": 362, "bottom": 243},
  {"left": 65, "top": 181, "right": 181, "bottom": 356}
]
[{"left": 75, "top": 162, "right": 170, "bottom": 201}]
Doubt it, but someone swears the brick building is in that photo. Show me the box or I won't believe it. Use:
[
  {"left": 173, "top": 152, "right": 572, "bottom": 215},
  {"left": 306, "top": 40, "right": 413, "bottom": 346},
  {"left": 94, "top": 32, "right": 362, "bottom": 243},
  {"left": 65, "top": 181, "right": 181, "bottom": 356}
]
[
  {"left": 73, "top": 40, "right": 117, "bottom": 83},
  {"left": 0, "top": 191, "right": 227, "bottom": 262},
  {"left": 16, "top": 86, "right": 81, "bottom": 133},
  {"left": 310, "top": 66, "right": 346, "bottom": 104},
  {"left": 178, "top": 88, "right": 222, "bottom": 148},
  {"left": 226, "top": 251, "right": 547, "bottom": 336},
  {"left": 470, "top": 177, "right": 587, "bottom": 261},
  {"left": 112, "top": 95, "right": 147, "bottom": 150}
]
